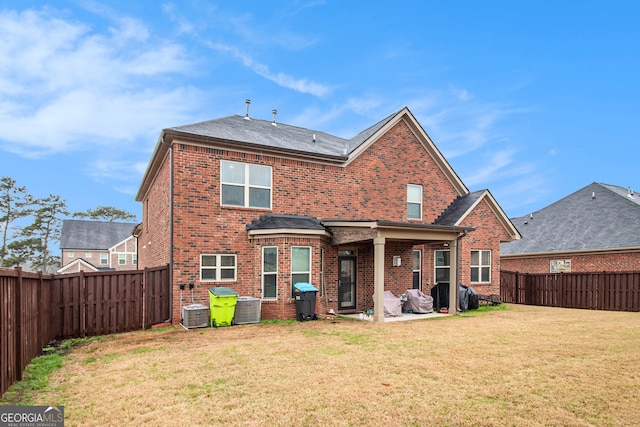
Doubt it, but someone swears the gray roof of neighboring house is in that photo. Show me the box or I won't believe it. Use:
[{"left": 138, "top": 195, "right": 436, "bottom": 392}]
[
  {"left": 59, "top": 220, "right": 137, "bottom": 250},
  {"left": 167, "top": 111, "right": 398, "bottom": 158},
  {"left": 246, "top": 214, "right": 328, "bottom": 231},
  {"left": 434, "top": 190, "right": 486, "bottom": 226},
  {"left": 500, "top": 182, "right": 640, "bottom": 255}
]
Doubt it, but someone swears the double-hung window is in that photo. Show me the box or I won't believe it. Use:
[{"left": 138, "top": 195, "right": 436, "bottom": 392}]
[
  {"left": 262, "top": 247, "right": 278, "bottom": 299},
  {"left": 118, "top": 254, "right": 126, "bottom": 265},
  {"left": 100, "top": 253, "right": 108, "bottom": 265},
  {"left": 291, "top": 246, "right": 311, "bottom": 297},
  {"left": 412, "top": 250, "right": 421, "bottom": 289},
  {"left": 201, "top": 254, "right": 237, "bottom": 282},
  {"left": 470, "top": 250, "right": 491, "bottom": 283},
  {"left": 434, "top": 250, "right": 450, "bottom": 283},
  {"left": 407, "top": 184, "right": 422, "bottom": 219},
  {"left": 221, "top": 161, "right": 272, "bottom": 209}
]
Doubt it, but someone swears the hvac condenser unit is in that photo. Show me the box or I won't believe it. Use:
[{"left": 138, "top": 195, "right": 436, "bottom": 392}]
[{"left": 181, "top": 304, "right": 210, "bottom": 328}]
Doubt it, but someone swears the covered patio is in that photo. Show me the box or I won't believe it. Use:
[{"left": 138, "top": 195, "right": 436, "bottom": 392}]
[{"left": 323, "top": 219, "right": 473, "bottom": 323}]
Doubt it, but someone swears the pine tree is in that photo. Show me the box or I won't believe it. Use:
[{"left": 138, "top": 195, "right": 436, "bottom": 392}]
[{"left": 0, "top": 176, "right": 34, "bottom": 265}]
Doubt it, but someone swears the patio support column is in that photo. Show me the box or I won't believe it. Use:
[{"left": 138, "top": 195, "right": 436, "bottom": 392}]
[
  {"left": 373, "top": 236, "right": 386, "bottom": 323},
  {"left": 448, "top": 238, "right": 458, "bottom": 315}
]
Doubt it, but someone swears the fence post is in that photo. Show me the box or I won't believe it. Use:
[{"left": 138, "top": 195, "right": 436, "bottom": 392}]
[
  {"left": 142, "top": 267, "right": 148, "bottom": 329},
  {"left": 14, "top": 267, "right": 23, "bottom": 382}
]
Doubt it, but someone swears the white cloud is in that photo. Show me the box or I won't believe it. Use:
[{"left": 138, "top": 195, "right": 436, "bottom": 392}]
[
  {"left": 0, "top": 7, "right": 199, "bottom": 157},
  {"left": 204, "top": 41, "right": 332, "bottom": 97}
]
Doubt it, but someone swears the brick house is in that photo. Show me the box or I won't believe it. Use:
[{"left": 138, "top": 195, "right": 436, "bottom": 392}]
[
  {"left": 58, "top": 220, "right": 138, "bottom": 273},
  {"left": 501, "top": 182, "right": 640, "bottom": 274},
  {"left": 135, "top": 106, "right": 520, "bottom": 323}
]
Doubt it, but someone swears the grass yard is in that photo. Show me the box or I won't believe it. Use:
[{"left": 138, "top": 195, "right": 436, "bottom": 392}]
[{"left": 3, "top": 304, "right": 639, "bottom": 426}]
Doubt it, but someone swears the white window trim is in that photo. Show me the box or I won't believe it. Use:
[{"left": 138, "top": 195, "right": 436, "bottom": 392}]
[
  {"left": 291, "top": 246, "right": 311, "bottom": 297},
  {"left": 434, "top": 250, "right": 451, "bottom": 284},
  {"left": 471, "top": 250, "right": 492, "bottom": 283},
  {"left": 220, "top": 160, "right": 272, "bottom": 209},
  {"left": 118, "top": 253, "right": 126, "bottom": 265},
  {"left": 100, "top": 253, "right": 108, "bottom": 265},
  {"left": 262, "top": 246, "right": 278, "bottom": 300},
  {"left": 200, "top": 254, "right": 237, "bottom": 282},
  {"left": 407, "top": 184, "right": 422, "bottom": 219},
  {"left": 412, "top": 249, "right": 422, "bottom": 289}
]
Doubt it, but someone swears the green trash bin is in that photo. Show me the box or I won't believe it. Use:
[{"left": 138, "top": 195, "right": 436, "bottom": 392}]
[{"left": 208, "top": 287, "right": 238, "bottom": 327}]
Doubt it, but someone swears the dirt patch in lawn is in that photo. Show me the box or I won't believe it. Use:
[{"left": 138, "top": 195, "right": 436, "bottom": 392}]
[{"left": 29, "top": 305, "right": 640, "bottom": 426}]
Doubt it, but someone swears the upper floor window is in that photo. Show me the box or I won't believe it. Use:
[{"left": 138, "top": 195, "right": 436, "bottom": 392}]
[
  {"left": 470, "top": 250, "right": 491, "bottom": 283},
  {"left": 201, "top": 254, "right": 237, "bottom": 282},
  {"left": 407, "top": 184, "right": 422, "bottom": 219},
  {"left": 100, "top": 253, "right": 108, "bottom": 265},
  {"left": 132, "top": 254, "right": 138, "bottom": 265},
  {"left": 85, "top": 252, "right": 92, "bottom": 258},
  {"left": 221, "top": 161, "right": 271, "bottom": 209},
  {"left": 68, "top": 252, "right": 74, "bottom": 258},
  {"left": 118, "top": 253, "right": 126, "bottom": 265}
]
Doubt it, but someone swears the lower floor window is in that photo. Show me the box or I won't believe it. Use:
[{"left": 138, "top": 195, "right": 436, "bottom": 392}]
[
  {"left": 262, "top": 247, "right": 278, "bottom": 299},
  {"left": 291, "top": 246, "right": 311, "bottom": 297},
  {"left": 434, "top": 250, "right": 450, "bottom": 283},
  {"left": 201, "top": 254, "right": 237, "bottom": 282},
  {"left": 471, "top": 250, "right": 491, "bottom": 283},
  {"left": 412, "top": 250, "right": 421, "bottom": 289}
]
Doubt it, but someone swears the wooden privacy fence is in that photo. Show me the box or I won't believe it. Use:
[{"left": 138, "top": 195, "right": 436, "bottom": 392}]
[
  {"left": 1, "top": 264, "right": 170, "bottom": 397},
  {"left": 501, "top": 270, "right": 640, "bottom": 312}
]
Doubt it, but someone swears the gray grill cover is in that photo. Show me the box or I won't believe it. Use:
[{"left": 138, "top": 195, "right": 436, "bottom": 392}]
[{"left": 404, "top": 289, "right": 434, "bottom": 314}]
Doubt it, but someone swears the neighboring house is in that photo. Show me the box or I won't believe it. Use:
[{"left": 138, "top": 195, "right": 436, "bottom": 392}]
[
  {"left": 58, "top": 220, "right": 138, "bottom": 273},
  {"left": 501, "top": 182, "right": 640, "bottom": 274},
  {"left": 135, "top": 106, "right": 520, "bottom": 323}
]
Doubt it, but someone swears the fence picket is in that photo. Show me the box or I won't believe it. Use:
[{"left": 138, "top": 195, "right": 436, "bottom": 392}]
[
  {"left": 0, "top": 265, "right": 170, "bottom": 397},
  {"left": 501, "top": 270, "right": 640, "bottom": 313}
]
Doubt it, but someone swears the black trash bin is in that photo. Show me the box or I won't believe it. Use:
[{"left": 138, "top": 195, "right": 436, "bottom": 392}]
[
  {"left": 293, "top": 283, "right": 318, "bottom": 321},
  {"left": 431, "top": 282, "right": 450, "bottom": 311}
]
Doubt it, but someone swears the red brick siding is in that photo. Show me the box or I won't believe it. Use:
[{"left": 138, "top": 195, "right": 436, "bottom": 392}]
[
  {"left": 501, "top": 251, "right": 640, "bottom": 274},
  {"left": 141, "top": 120, "right": 510, "bottom": 321},
  {"left": 458, "top": 200, "right": 513, "bottom": 295},
  {"left": 137, "top": 151, "right": 172, "bottom": 270}
]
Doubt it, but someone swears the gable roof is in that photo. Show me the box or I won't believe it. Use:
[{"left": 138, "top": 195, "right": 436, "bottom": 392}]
[
  {"left": 435, "top": 190, "right": 521, "bottom": 241},
  {"left": 56, "top": 258, "right": 99, "bottom": 274},
  {"left": 60, "top": 220, "right": 137, "bottom": 250},
  {"left": 500, "top": 182, "right": 640, "bottom": 256},
  {"left": 136, "top": 107, "right": 467, "bottom": 201}
]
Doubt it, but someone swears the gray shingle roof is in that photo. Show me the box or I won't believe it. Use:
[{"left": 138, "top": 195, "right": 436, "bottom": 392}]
[
  {"left": 167, "top": 111, "right": 398, "bottom": 158},
  {"left": 59, "top": 220, "right": 137, "bottom": 250},
  {"left": 500, "top": 182, "right": 640, "bottom": 255},
  {"left": 434, "top": 190, "right": 486, "bottom": 226},
  {"left": 246, "top": 214, "right": 327, "bottom": 231}
]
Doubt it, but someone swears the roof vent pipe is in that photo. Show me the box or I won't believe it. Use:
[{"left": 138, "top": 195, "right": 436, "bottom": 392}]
[
  {"left": 592, "top": 192, "right": 596, "bottom": 199},
  {"left": 271, "top": 109, "right": 277, "bottom": 126},
  {"left": 244, "top": 99, "right": 251, "bottom": 120},
  {"left": 312, "top": 134, "right": 316, "bottom": 143}
]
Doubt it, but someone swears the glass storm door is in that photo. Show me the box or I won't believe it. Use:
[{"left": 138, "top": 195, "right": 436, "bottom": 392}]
[{"left": 338, "top": 256, "right": 356, "bottom": 310}]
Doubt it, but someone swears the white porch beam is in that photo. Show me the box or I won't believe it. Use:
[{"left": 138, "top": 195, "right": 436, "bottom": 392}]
[{"left": 373, "top": 236, "right": 386, "bottom": 323}]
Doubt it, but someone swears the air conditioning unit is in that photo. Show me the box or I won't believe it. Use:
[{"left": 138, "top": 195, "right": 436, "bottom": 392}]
[{"left": 181, "top": 304, "right": 210, "bottom": 328}]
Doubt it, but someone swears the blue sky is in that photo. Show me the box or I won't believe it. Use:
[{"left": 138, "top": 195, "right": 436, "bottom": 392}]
[{"left": 1, "top": 1, "right": 638, "bottom": 221}]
